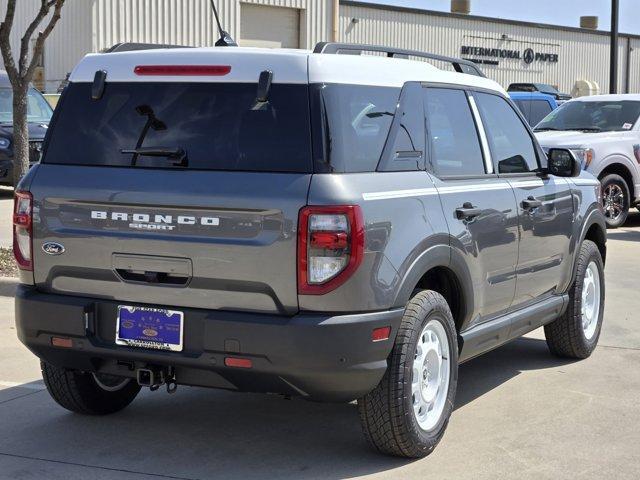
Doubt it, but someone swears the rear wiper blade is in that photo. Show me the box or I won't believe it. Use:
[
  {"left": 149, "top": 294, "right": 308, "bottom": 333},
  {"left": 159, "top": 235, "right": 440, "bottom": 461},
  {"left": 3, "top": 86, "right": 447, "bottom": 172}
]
[{"left": 121, "top": 147, "right": 187, "bottom": 167}]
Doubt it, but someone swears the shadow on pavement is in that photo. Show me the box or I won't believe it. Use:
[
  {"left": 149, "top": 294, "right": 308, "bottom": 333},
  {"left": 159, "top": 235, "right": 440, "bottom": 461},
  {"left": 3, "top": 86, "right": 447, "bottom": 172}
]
[
  {"left": 455, "top": 336, "right": 575, "bottom": 410},
  {"left": 0, "top": 336, "right": 574, "bottom": 479},
  {"left": 0, "top": 278, "right": 18, "bottom": 298}
]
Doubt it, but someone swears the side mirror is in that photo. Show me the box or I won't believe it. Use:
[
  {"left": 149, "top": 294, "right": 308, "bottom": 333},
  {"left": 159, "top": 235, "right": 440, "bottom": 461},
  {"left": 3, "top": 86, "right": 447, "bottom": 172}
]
[{"left": 547, "top": 148, "right": 581, "bottom": 177}]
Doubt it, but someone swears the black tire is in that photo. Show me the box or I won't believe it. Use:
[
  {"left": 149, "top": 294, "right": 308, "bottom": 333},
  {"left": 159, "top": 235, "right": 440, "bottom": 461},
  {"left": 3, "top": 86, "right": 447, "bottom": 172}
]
[
  {"left": 600, "top": 173, "right": 630, "bottom": 228},
  {"left": 544, "top": 240, "right": 605, "bottom": 359},
  {"left": 41, "top": 362, "right": 141, "bottom": 415},
  {"left": 358, "top": 290, "right": 458, "bottom": 458}
]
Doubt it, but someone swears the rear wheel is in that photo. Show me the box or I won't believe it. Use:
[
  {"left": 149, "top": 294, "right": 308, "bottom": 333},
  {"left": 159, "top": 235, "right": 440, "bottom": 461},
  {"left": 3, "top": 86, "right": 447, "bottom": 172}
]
[
  {"left": 544, "top": 240, "right": 605, "bottom": 359},
  {"left": 41, "top": 362, "right": 141, "bottom": 415},
  {"left": 358, "top": 290, "right": 458, "bottom": 458},
  {"left": 600, "top": 173, "right": 630, "bottom": 228}
]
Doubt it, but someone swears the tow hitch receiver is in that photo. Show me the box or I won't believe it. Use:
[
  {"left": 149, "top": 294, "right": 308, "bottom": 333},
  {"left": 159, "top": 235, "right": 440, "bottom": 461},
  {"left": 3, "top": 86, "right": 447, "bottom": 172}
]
[{"left": 137, "top": 366, "right": 177, "bottom": 393}]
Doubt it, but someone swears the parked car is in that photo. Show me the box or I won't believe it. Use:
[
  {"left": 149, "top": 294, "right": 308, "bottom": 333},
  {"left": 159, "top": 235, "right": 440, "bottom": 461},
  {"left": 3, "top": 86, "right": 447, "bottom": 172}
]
[
  {"left": 0, "top": 70, "right": 53, "bottom": 187},
  {"left": 535, "top": 94, "right": 640, "bottom": 227},
  {"left": 509, "top": 91, "right": 559, "bottom": 126},
  {"left": 508, "top": 82, "right": 572, "bottom": 102},
  {"left": 14, "top": 42, "right": 606, "bottom": 459}
]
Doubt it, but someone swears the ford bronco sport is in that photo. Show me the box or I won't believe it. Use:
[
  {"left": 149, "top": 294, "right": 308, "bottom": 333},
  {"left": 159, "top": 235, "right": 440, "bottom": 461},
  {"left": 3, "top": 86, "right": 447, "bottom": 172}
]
[{"left": 14, "top": 42, "right": 607, "bottom": 458}]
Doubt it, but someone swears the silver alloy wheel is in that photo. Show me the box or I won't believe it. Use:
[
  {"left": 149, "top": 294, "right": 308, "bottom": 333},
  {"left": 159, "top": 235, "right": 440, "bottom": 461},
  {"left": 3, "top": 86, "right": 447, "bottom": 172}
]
[
  {"left": 581, "top": 260, "right": 601, "bottom": 340},
  {"left": 411, "top": 319, "right": 450, "bottom": 432},
  {"left": 603, "top": 183, "right": 624, "bottom": 221},
  {"left": 92, "top": 373, "right": 131, "bottom": 392}
]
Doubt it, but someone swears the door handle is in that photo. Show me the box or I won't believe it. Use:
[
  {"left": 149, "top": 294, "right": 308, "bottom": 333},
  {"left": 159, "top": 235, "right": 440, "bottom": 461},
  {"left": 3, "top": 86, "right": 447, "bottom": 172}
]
[
  {"left": 456, "top": 202, "right": 482, "bottom": 220},
  {"left": 522, "top": 196, "right": 543, "bottom": 210}
]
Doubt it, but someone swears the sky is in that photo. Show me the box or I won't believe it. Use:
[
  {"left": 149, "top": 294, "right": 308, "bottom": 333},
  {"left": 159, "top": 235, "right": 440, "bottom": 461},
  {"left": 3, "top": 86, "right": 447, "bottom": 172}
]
[{"left": 361, "top": 0, "right": 640, "bottom": 35}]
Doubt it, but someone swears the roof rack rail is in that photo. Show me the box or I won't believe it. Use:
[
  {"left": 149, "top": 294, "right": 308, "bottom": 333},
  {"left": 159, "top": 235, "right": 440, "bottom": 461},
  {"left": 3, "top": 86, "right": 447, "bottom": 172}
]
[
  {"left": 313, "top": 42, "right": 485, "bottom": 78},
  {"left": 105, "top": 42, "right": 191, "bottom": 53}
]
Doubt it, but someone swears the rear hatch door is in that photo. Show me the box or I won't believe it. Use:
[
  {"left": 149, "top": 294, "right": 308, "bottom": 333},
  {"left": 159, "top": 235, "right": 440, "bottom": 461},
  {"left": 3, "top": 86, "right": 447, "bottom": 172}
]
[{"left": 31, "top": 51, "right": 312, "bottom": 314}]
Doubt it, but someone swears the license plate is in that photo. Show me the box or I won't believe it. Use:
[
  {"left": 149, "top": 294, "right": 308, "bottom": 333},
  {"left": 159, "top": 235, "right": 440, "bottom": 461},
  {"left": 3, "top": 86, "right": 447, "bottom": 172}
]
[{"left": 116, "top": 306, "right": 184, "bottom": 352}]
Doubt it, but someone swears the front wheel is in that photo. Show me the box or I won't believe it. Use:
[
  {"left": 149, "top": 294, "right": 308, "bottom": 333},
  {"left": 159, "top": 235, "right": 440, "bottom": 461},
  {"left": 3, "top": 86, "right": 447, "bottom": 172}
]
[
  {"left": 544, "top": 240, "right": 605, "bottom": 359},
  {"left": 600, "top": 173, "right": 630, "bottom": 228},
  {"left": 41, "top": 362, "right": 141, "bottom": 415},
  {"left": 358, "top": 290, "right": 458, "bottom": 458}
]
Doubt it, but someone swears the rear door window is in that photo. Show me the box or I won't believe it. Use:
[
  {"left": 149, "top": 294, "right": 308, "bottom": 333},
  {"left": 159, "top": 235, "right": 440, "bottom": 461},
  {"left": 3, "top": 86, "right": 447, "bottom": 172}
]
[
  {"left": 474, "top": 92, "right": 539, "bottom": 174},
  {"left": 424, "top": 87, "right": 485, "bottom": 177},
  {"left": 43, "top": 82, "right": 313, "bottom": 173}
]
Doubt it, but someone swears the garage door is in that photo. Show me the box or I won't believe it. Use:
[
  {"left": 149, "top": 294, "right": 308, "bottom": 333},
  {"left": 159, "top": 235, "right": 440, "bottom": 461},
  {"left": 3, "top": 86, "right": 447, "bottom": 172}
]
[{"left": 240, "top": 4, "right": 300, "bottom": 49}]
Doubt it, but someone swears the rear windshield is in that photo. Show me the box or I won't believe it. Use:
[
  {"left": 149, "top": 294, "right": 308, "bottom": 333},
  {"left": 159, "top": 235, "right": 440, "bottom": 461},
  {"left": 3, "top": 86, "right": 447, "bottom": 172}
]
[{"left": 43, "top": 82, "right": 313, "bottom": 172}]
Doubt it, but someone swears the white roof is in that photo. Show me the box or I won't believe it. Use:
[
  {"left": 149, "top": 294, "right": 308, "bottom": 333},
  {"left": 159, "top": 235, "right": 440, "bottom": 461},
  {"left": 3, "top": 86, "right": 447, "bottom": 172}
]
[
  {"left": 569, "top": 93, "right": 640, "bottom": 102},
  {"left": 69, "top": 46, "right": 504, "bottom": 93}
]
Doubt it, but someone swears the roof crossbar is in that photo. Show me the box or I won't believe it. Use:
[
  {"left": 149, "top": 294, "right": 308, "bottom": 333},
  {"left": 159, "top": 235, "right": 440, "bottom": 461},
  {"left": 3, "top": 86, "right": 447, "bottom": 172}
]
[{"left": 313, "top": 42, "right": 486, "bottom": 78}]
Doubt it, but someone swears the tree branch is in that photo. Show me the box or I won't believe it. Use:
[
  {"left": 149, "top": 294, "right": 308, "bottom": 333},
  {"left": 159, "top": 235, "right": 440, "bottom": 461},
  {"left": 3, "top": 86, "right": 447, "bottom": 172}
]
[
  {"left": 19, "top": 0, "right": 53, "bottom": 74},
  {"left": 24, "top": 0, "right": 65, "bottom": 82}
]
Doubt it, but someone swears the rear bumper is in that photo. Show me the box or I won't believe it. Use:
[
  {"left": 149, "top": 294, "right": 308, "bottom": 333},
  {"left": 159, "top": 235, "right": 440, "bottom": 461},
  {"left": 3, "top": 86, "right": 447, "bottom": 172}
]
[{"left": 15, "top": 285, "right": 404, "bottom": 402}]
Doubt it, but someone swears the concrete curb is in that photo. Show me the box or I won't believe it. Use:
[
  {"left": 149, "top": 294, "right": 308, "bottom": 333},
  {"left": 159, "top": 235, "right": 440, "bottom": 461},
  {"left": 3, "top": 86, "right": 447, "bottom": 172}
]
[{"left": 0, "top": 276, "right": 19, "bottom": 298}]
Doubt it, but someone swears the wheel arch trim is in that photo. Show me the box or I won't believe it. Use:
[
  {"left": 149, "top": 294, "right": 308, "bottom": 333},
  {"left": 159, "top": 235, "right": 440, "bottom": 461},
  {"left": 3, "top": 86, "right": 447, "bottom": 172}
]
[
  {"left": 570, "top": 207, "right": 607, "bottom": 287},
  {"left": 392, "top": 243, "right": 475, "bottom": 331}
]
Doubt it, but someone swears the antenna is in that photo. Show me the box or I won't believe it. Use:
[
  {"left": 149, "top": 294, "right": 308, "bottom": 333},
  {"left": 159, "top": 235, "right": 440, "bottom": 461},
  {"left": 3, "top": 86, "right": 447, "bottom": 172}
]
[{"left": 209, "top": 0, "right": 237, "bottom": 47}]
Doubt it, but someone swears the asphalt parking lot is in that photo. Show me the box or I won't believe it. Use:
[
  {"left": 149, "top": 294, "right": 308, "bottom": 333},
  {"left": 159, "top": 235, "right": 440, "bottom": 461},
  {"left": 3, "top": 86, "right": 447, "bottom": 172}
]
[{"left": 0, "top": 198, "right": 639, "bottom": 479}]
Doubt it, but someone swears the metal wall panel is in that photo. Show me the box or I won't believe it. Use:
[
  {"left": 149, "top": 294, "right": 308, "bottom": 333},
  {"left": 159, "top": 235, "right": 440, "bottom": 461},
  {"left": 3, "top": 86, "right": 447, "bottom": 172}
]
[
  {"left": 92, "top": 0, "right": 332, "bottom": 52},
  {"left": 629, "top": 38, "right": 640, "bottom": 94},
  {"left": 340, "top": 4, "right": 639, "bottom": 94}
]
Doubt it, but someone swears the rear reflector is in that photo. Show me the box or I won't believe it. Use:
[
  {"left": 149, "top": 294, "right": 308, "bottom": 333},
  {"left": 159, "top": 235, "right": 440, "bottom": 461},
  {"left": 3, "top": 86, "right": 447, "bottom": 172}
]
[
  {"left": 372, "top": 327, "right": 391, "bottom": 342},
  {"left": 51, "top": 337, "right": 73, "bottom": 348},
  {"left": 134, "top": 65, "right": 232, "bottom": 76},
  {"left": 224, "top": 357, "right": 253, "bottom": 369},
  {"left": 310, "top": 232, "right": 349, "bottom": 249}
]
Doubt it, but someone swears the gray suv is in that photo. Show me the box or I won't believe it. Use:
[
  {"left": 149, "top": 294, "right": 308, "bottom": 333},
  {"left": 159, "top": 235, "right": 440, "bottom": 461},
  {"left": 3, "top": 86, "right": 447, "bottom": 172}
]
[{"left": 13, "top": 43, "right": 607, "bottom": 458}]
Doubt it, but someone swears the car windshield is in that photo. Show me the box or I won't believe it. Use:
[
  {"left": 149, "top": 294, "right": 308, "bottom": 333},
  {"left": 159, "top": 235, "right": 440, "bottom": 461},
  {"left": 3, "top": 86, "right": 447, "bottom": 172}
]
[
  {"left": 535, "top": 100, "right": 640, "bottom": 132},
  {"left": 0, "top": 87, "right": 53, "bottom": 123}
]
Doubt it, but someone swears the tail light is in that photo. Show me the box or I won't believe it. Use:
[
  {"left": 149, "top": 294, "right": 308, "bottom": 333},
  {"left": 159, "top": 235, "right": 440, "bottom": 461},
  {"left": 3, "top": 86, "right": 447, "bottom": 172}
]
[
  {"left": 298, "top": 206, "right": 364, "bottom": 295},
  {"left": 13, "top": 191, "right": 33, "bottom": 271}
]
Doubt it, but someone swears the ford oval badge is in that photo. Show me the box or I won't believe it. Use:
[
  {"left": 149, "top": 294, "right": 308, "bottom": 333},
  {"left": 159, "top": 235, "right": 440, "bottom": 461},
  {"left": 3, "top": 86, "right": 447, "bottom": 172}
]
[{"left": 42, "top": 242, "right": 65, "bottom": 255}]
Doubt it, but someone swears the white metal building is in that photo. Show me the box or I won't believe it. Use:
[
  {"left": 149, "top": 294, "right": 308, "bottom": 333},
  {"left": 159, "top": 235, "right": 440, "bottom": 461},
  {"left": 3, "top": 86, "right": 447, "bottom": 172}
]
[{"left": 1, "top": 0, "right": 638, "bottom": 95}]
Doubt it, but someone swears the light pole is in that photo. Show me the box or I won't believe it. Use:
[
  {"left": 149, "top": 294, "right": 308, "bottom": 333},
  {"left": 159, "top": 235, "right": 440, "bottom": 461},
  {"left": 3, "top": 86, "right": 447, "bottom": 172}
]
[{"left": 610, "top": 0, "right": 619, "bottom": 94}]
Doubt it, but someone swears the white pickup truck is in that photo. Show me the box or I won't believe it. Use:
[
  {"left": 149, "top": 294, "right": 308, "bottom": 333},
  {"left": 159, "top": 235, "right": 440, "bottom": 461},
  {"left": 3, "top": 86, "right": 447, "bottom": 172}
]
[{"left": 535, "top": 94, "right": 640, "bottom": 227}]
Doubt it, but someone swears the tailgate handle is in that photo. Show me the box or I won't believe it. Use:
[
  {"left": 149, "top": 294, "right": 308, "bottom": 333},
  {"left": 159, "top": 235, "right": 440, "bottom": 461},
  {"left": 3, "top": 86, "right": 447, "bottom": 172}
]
[
  {"left": 112, "top": 254, "right": 192, "bottom": 286},
  {"left": 116, "top": 269, "right": 190, "bottom": 286}
]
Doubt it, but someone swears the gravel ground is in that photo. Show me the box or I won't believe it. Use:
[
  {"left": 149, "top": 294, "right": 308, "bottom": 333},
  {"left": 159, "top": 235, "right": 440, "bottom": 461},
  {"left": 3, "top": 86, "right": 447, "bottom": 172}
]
[{"left": 0, "top": 248, "right": 17, "bottom": 277}]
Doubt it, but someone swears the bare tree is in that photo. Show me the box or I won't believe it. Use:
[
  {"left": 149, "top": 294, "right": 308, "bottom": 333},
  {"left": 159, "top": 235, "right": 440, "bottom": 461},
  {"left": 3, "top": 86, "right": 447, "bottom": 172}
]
[{"left": 0, "top": 0, "right": 66, "bottom": 186}]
